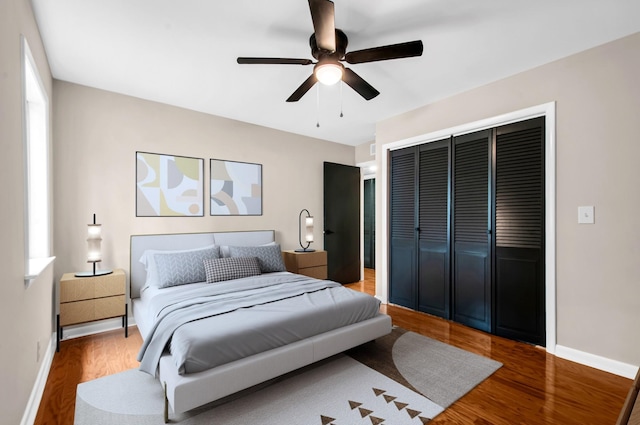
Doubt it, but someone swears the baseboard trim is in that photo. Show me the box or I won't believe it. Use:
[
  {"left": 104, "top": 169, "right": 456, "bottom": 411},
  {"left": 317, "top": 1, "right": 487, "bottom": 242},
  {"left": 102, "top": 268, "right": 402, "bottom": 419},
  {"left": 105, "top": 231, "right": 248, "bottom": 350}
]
[
  {"left": 21, "top": 332, "right": 55, "bottom": 425},
  {"left": 555, "top": 344, "right": 639, "bottom": 379},
  {"left": 60, "top": 317, "right": 137, "bottom": 341}
]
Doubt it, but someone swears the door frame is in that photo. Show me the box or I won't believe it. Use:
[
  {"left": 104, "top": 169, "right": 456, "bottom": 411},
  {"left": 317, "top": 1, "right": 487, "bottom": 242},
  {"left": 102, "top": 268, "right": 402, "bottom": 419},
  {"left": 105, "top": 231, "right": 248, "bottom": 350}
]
[
  {"left": 379, "top": 102, "right": 557, "bottom": 354},
  {"left": 357, "top": 161, "right": 376, "bottom": 281}
]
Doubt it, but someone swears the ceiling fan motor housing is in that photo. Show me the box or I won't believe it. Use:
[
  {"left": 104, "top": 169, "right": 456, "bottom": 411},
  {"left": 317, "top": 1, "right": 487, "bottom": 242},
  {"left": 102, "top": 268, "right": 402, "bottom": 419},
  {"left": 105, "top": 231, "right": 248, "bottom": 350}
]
[{"left": 310, "top": 29, "right": 348, "bottom": 62}]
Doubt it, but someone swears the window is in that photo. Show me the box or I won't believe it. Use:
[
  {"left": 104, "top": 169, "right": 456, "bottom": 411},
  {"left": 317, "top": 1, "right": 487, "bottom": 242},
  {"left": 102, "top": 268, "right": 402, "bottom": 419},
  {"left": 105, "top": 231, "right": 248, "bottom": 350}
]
[{"left": 22, "top": 36, "right": 53, "bottom": 284}]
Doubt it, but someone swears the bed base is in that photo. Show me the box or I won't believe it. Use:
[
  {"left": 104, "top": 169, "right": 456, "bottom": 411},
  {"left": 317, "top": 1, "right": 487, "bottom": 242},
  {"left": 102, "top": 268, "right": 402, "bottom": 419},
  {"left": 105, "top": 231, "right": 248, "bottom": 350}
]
[{"left": 160, "top": 313, "right": 392, "bottom": 422}]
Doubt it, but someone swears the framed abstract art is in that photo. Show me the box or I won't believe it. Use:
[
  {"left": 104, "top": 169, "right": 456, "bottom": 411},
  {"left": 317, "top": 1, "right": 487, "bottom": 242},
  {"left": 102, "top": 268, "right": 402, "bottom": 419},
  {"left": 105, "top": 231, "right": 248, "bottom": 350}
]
[
  {"left": 136, "top": 151, "right": 204, "bottom": 217},
  {"left": 210, "top": 159, "right": 262, "bottom": 216}
]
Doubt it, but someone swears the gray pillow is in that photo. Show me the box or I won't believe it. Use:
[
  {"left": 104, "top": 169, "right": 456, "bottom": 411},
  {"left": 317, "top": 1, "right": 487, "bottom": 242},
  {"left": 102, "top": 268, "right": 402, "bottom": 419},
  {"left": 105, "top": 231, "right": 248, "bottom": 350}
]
[
  {"left": 153, "top": 246, "right": 221, "bottom": 288},
  {"left": 203, "top": 257, "right": 261, "bottom": 283},
  {"left": 228, "top": 244, "right": 286, "bottom": 273}
]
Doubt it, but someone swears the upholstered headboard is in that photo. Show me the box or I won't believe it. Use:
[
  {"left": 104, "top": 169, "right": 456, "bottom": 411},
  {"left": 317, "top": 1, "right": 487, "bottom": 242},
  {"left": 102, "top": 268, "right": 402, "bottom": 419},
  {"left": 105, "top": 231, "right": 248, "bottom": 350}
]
[{"left": 129, "top": 230, "right": 275, "bottom": 299}]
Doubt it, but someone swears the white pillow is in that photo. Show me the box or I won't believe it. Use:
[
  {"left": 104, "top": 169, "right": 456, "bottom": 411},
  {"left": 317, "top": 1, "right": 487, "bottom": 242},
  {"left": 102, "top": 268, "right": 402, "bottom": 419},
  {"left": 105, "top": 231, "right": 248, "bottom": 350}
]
[{"left": 140, "top": 244, "right": 219, "bottom": 288}]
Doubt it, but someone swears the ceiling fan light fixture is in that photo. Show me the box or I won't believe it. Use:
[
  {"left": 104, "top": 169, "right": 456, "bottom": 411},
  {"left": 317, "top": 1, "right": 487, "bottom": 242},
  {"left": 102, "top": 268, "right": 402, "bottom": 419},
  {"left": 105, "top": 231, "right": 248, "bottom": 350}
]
[{"left": 314, "top": 62, "right": 343, "bottom": 85}]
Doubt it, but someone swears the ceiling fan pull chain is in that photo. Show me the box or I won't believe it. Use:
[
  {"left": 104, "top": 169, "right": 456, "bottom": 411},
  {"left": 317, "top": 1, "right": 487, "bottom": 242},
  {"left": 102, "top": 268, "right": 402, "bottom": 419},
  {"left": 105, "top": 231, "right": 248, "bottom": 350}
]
[
  {"left": 340, "top": 80, "right": 344, "bottom": 118},
  {"left": 316, "top": 84, "right": 321, "bottom": 127}
]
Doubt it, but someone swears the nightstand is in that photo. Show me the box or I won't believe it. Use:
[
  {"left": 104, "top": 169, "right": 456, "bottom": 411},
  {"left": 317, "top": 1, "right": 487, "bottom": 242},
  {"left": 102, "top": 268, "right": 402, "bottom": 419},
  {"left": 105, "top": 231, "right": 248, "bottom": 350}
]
[
  {"left": 283, "top": 250, "right": 328, "bottom": 279},
  {"left": 57, "top": 268, "right": 127, "bottom": 351}
]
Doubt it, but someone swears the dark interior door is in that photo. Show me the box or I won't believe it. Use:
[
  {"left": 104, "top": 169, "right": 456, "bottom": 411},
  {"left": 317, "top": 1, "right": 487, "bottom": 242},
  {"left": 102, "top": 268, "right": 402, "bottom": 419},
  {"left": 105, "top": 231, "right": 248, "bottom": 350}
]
[
  {"left": 494, "top": 117, "right": 545, "bottom": 346},
  {"left": 417, "top": 140, "right": 451, "bottom": 318},
  {"left": 389, "top": 148, "right": 417, "bottom": 308},
  {"left": 324, "top": 162, "right": 360, "bottom": 284},
  {"left": 363, "top": 178, "right": 375, "bottom": 269},
  {"left": 452, "top": 130, "right": 492, "bottom": 332}
]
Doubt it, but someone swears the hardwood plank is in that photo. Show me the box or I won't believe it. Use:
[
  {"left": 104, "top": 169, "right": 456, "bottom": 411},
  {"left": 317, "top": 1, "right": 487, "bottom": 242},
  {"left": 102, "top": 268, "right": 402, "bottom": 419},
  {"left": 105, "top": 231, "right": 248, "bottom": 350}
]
[{"left": 35, "top": 269, "right": 631, "bottom": 424}]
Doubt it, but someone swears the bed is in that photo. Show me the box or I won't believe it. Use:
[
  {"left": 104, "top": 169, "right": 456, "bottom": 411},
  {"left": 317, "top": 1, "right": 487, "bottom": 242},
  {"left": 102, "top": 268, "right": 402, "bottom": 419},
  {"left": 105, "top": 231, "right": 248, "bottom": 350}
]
[{"left": 130, "top": 230, "right": 392, "bottom": 422}]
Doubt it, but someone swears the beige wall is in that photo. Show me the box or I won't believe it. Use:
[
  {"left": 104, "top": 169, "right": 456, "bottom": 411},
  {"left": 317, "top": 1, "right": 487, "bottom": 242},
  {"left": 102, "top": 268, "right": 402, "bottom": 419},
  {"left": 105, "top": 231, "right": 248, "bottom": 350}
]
[
  {"left": 355, "top": 140, "right": 375, "bottom": 165},
  {"left": 53, "top": 81, "right": 354, "bottom": 288},
  {"left": 376, "top": 32, "right": 640, "bottom": 366},
  {"left": 0, "top": 0, "right": 55, "bottom": 424}
]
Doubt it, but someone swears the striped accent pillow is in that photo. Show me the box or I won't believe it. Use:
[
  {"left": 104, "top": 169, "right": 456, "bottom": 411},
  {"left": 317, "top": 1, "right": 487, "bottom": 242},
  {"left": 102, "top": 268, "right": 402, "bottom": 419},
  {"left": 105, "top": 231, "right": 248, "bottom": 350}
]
[{"left": 203, "top": 257, "right": 262, "bottom": 283}]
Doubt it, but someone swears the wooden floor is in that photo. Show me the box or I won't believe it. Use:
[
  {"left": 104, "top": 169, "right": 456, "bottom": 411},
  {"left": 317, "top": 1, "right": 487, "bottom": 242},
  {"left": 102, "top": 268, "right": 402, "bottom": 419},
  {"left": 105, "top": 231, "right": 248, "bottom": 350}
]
[{"left": 35, "top": 269, "right": 630, "bottom": 424}]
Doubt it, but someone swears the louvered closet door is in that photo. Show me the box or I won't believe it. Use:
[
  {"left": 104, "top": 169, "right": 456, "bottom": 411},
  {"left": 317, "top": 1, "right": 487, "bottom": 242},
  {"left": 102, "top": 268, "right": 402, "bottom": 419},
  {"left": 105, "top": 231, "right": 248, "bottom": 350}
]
[
  {"left": 417, "top": 140, "right": 450, "bottom": 317},
  {"left": 494, "top": 117, "right": 545, "bottom": 346},
  {"left": 389, "top": 147, "right": 417, "bottom": 309},
  {"left": 452, "top": 130, "right": 491, "bottom": 332}
]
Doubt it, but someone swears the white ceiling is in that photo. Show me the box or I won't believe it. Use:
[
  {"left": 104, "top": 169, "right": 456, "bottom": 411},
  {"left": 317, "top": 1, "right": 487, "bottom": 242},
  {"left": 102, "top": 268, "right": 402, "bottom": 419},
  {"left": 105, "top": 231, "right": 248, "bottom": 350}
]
[{"left": 32, "top": 0, "right": 640, "bottom": 146}]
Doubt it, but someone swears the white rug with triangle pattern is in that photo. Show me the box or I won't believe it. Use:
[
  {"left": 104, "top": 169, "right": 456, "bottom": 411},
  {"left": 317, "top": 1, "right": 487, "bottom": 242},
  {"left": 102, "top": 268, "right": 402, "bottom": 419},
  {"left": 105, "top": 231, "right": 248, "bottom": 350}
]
[{"left": 74, "top": 328, "right": 502, "bottom": 424}]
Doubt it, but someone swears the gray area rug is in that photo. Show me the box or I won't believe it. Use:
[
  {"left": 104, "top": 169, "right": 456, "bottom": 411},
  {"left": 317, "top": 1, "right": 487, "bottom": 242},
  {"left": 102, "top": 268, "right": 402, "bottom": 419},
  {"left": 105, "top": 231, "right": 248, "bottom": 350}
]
[{"left": 75, "top": 328, "right": 502, "bottom": 424}]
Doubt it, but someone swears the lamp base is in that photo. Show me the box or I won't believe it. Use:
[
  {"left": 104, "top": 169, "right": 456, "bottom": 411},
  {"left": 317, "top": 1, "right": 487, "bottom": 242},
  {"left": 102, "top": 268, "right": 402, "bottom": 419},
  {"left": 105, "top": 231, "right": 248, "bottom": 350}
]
[
  {"left": 74, "top": 269, "right": 113, "bottom": 278},
  {"left": 294, "top": 249, "right": 316, "bottom": 253}
]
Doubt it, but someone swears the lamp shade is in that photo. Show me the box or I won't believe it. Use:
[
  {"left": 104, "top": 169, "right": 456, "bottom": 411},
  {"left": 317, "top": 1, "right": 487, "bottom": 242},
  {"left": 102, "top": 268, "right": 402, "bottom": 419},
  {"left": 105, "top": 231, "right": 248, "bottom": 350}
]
[
  {"left": 315, "top": 63, "right": 343, "bottom": 85},
  {"left": 305, "top": 217, "right": 314, "bottom": 242},
  {"left": 296, "top": 209, "right": 316, "bottom": 252},
  {"left": 75, "top": 214, "right": 113, "bottom": 277},
  {"left": 86, "top": 224, "right": 102, "bottom": 262}
]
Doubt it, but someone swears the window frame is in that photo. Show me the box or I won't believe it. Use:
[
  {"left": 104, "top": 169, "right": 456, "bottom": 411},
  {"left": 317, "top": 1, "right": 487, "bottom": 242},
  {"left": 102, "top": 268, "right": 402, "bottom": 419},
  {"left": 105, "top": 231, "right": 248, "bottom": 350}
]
[{"left": 21, "top": 35, "right": 54, "bottom": 285}]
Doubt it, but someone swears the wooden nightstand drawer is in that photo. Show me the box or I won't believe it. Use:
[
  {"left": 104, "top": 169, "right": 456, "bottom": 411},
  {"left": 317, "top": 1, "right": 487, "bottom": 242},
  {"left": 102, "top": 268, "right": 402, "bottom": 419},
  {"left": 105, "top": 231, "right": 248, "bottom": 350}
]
[
  {"left": 60, "top": 295, "right": 125, "bottom": 326},
  {"left": 295, "top": 251, "right": 327, "bottom": 268},
  {"left": 283, "top": 250, "right": 328, "bottom": 279},
  {"left": 60, "top": 269, "right": 125, "bottom": 302}
]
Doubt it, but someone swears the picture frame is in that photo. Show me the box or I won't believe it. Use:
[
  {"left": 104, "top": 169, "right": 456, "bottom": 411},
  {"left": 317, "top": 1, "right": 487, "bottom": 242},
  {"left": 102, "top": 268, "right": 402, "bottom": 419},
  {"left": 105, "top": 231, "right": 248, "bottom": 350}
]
[
  {"left": 136, "top": 151, "right": 204, "bottom": 217},
  {"left": 210, "top": 159, "right": 262, "bottom": 216}
]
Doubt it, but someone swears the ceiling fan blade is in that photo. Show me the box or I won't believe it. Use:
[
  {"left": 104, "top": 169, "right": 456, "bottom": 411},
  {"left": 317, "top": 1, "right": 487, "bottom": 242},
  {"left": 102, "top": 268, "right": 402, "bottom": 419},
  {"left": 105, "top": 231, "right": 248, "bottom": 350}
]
[
  {"left": 308, "top": 0, "right": 336, "bottom": 52},
  {"left": 286, "top": 74, "right": 318, "bottom": 102},
  {"left": 342, "top": 68, "right": 379, "bottom": 100},
  {"left": 237, "top": 57, "right": 314, "bottom": 65},
  {"left": 344, "top": 40, "right": 423, "bottom": 64}
]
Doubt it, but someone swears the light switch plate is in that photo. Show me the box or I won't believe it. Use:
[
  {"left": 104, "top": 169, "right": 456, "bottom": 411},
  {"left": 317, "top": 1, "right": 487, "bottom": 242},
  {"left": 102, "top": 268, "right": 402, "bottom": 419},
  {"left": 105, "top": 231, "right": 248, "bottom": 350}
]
[{"left": 578, "top": 206, "right": 595, "bottom": 224}]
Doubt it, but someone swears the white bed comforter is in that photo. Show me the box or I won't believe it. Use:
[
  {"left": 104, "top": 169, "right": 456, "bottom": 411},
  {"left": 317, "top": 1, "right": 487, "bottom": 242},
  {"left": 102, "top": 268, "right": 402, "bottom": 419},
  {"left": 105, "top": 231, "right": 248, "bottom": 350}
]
[{"left": 137, "top": 273, "right": 381, "bottom": 375}]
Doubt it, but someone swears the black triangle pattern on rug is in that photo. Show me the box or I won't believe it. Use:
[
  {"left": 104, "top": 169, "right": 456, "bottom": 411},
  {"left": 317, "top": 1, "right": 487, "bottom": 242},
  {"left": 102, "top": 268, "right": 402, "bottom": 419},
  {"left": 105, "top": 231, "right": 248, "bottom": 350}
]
[
  {"left": 373, "top": 386, "right": 432, "bottom": 424},
  {"left": 407, "top": 408, "right": 421, "bottom": 418},
  {"left": 320, "top": 415, "right": 335, "bottom": 425},
  {"left": 348, "top": 400, "right": 363, "bottom": 410},
  {"left": 383, "top": 394, "right": 397, "bottom": 403},
  {"left": 369, "top": 416, "right": 385, "bottom": 425},
  {"left": 372, "top": 387, "right": 386, "bottom": 396},
  {"left": 394, "top": 401, "right": 409, "bottom": 410},
  {"left": 359, "top": 407, "right": 374, "bottom": 418}
]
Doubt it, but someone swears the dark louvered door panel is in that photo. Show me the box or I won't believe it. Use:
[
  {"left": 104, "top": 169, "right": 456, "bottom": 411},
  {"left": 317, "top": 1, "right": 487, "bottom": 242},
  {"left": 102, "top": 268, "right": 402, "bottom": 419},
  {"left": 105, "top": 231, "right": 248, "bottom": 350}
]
[
  {"left": 452, "top": 130, "right": 491, "bottom": 332},
  {"left": 389, "top": 147, "right": 417, "bottom": 309},
  {"left": 494, "top": 117, "right": 545, "bottom": 346},
  {"left": 417, "top": 140, "right": 450, "bottom": 318}
]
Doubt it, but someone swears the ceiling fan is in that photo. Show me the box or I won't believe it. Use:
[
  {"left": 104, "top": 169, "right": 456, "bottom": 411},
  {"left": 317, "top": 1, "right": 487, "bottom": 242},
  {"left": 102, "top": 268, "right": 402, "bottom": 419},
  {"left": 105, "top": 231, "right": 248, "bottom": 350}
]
[{"left": 237, "top": 0, "right": 424, "bottom": 102}]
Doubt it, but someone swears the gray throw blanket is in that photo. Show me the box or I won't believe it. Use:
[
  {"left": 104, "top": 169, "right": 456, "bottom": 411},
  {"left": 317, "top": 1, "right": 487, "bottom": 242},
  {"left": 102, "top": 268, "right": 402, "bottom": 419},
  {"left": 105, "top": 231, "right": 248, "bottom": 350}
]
[{"left": 137, "top": 274, "right": 340, "bottom": 375}]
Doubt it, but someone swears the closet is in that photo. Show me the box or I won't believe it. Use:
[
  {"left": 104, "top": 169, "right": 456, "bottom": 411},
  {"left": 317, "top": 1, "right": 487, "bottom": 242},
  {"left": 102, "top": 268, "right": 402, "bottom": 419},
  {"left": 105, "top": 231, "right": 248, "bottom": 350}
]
[{"left": 389, "top": 117, "right": 545, "bottom": 346}]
